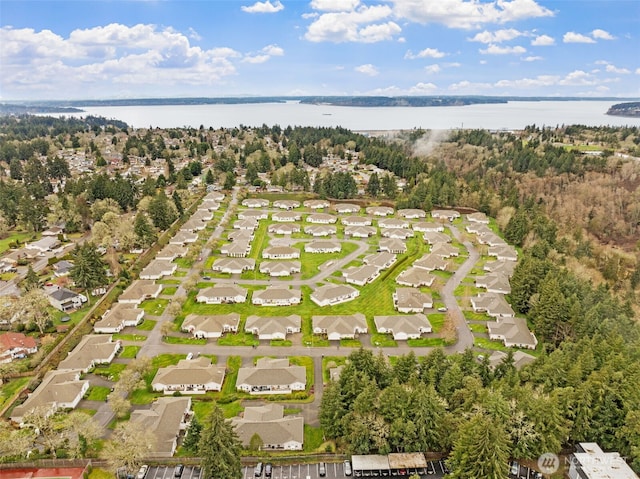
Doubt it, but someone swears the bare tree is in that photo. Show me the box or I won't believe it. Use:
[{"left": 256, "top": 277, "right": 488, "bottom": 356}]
[
  {"left": 61, "top": 411, "right": 104, "bottom": 458},
  {"left": 12, "top": 289, "right": 53, "bottom": 334},
  {"left": 0, "top": 420, "right": 37, "bottom": 459},
  {"left": 22, "top": 405, "right": 66, "bottom": 457},
  {"left": 102, "top": 421, "right": 155, "bottom": 475}
]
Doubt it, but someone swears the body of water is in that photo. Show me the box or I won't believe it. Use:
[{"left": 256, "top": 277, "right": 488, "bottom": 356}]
[{"left": 57, "top": 100, "right": 640, "bottom": 130}]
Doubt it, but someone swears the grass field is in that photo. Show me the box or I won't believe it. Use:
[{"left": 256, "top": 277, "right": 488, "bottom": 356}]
[
  {"left": 162, "top": 286, "right": 178, "bottom": 296},
  {"left": 119, "top": 345, "right": 140, "bottom": 358},
  {"left": 139, "top": 298, "right": 169, "bottom": 316},
  {"left": 136, "top": 319, "right": 157, "bottom": 331},
  {"left": 0, "top": 231, "right": 35, "bottom": 254},
  {"left": 0, "top": 376, "right": 31, "bottom": 409},
  {"left": 85, "top": 385, "right": 111, "bottom": 401}
]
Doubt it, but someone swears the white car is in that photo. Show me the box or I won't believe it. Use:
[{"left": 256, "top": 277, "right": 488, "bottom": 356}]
[{"left": 136, "top": 465, "right": 148, "bottom": 479}]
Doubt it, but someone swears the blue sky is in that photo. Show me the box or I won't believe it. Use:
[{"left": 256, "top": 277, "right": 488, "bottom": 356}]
[{"left": 1, "top": 0, "right": 639, "bottom": 100}]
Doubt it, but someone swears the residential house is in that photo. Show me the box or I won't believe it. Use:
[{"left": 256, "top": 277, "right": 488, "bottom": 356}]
[
  {"left": 393, "top": 288, "right": 433, "bottom": 312},
  {"left": 268, "top": 223, "right": 301, "bottom": 235},
  {"left": 363, "top": 251, "right": 396, "bottom": 270},
  {"left": 312, "top": 313, "right": 368, "bottom": 340},
  {"left": 58, "top": 335, "right": 121, "bottom": 372},
  {"left": 238, "top": 210, "right": 268, "bottom": 221},
  {"left": 140, "top": 260, "right": 177, "bottom": 280},
  {"left": 25, "top": 237, "right": 60, "bottom": 253},
  {"left": 199, "top": 199, "right": 221, "bottom": 211},
  {"left": 471, "top": 293, "right": 516, "bottom": 318},
  {"left": 259, "top": 260, "right": 301, "bottom": 277},
  {"left": 475, "top": 272, "right": 511, "bottom": 294},
  {"left": 236, "top": 357, "right": 306, "bottom": 394},
  {"left": 381, "top": 228, "right": 414, "bottom": 239},
  {"left": 228, "top": 230, "right": 254, "bottom": 242},
  {"left": 156, "top": 244, "right": 187, "bottom": 262},
  {"left": 343, "top": 265, "right": 380, "bottom": 286},
  {"left": 252, "top": 286, "right": 302, "bottom": 306},
  {"left": 379, "top": 238, "right": 407, "bottom": 254},
  {"left": 130, "top": 397, "right": 192, "bottom": 457},
  {"left": 169, "top": 230, "right": 198, "bottom": 245},
  {"left": 413, "top": 254, "right": 448, "bottom": 271},
  {"left": 182, "top": 218, "right": 206, "bottom": 232},
  {"left": 212, "top": 258, "right": 255, "bottom": 274},
  {"left": 467, "top": 212, "right": 490, "bottom": 224},
  {"left": 412, "top": 222, "right": 444, "bottom": 233},
  {"left": 10, "top": 370, "right": 89, "bottom": 425},
  {"left": 344, "top": 225, "right": 376, "bottom": 238},
  {"left": 396, "top": 267, "right": 435, "bottom": 288},
  {"left": 220, "top": 240, "right": 252, "bottom": 258},
  {"left": 233, "top": 219, "right": 259, "bottom": 231},
  {"left": 182, "top": 313, "right": 240, "bottom": 338},
  {"left": 341, "top": 216, "right": 372, "bottom": 226},
  {"left": 53, "top": 260, "right": 74, "bottom": 277},
  {"left": 487, "top": 350, "right": 536, "bottom": 370},
  {"left": 422, "top": 232, "right": 451, "bottom": 245},
  {"left": 245, "top": 315, "right": 302, "bottom": 340},
  {"left": 378, "top": 218, "right": 410, "bottom": 229},
  {"left": 191, "top": 210, "right": 214, "bottom": 222},
  {"left": 119, "top": 280, "right": 163, "bottom": 305},
  {"left": 306, "top": 213, "right": 337, "bottom": 224},
  {"left": 94, "top": 303, "right": 144, "bottom": 334},
  {"left": 430, "top": 242, "right": 459, "bottom": 258},
  {"left": 196, "top": 285, "right": 248, "bottom": 304},
  {"left": 431, "top": 209, "right": 461, "bottom": 221},
  {"left": 0, "top": 332, "right": 37, "bottom": 364},
  {"left": 483, "top": 259, "right": 516, "bottom": 277},
  {"left": 374, "top": 314, "right": 432, "bottom": 340},
  {"left": 242, "top": 198, "right": 269, "bottom": 208},
  {"left": 310, "top": 284, "right": 360, "bottom": 306},
  {"left": 231, "top": 403, "right": 304, "bottom": 451},
  {"left": 152, "top": 357, "right": 226, "bottom": 394},
  {"left": 477, "top": 233, "right": 505, "bottom": 247},
  {"left": 397, "top": 208, "right": 426, "bottom": 219},
  {"left": 488, "top": 244, "right": 518, "bottom": 262},
  {"left": 303, "top": 199, "right": 330, "bottom": 209},
  {"left": 304, "top": 240, "right": 341, "bottom": 253},
  {"left": 304, "top": 224, "right": 337, "bottom": 237},
  {"left": 47, "top": 287, "right": 87, "bottom": 312},
  {"left": 272, "top": 211, "right": 302, "bottom": 222},
  {"left": 262, "top": 246, "right": 300, "bottom": 259},
  {"left": 487, "top": 316, "right": 538, "bottom": 349},
  {"left": 334, "top": 203, "right": 360, "bottom": 214},
  {"left": 366, "top": 206, "right": 394, "bottom": 216},
  {"left": 273, "top": 200, "right": 300, "bottom": 210},
  {"left": 466, "top": 223, "right": 493, "bottom": 236},
  {"left": 205, "top": 191, "right": 225, "bottom": 202}
]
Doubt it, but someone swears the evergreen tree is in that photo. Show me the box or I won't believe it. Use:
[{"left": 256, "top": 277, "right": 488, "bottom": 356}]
[
  {"left": 447, "top": 413, "right": 511, "bottom": 479},
  {"left": 172, "top": 191, "right": 184, "bottom": 215},
  {"left": 22, "top": 265, "right": 40, "bottom": 292},
  {"left": 148, "top": 191, "right": 177, "bottom": 230},
  {"left": 70, "top": 243, "right": 108, "bottom": 301},
  {"left": 367, "top": 172, "right": 380, "bottom": 197},
  {"left": 182, "top": 416, "right": 202, "bottom": 454},
  {"left": 205, "top": 169, "right": 215, "bottom": 185},
  {"left": 199, "top": 404, "right": 242, "bottom": 479},
  {"left": 223, "top": 172, "right": 236, "bottom": 190},
  {"left": 133, "top": 212, "right": 157, "bottom": 248}
]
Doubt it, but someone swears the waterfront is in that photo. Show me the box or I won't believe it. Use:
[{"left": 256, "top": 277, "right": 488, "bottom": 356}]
[{"left": 54, "top": 100, "right": 640, "bottom": 130}]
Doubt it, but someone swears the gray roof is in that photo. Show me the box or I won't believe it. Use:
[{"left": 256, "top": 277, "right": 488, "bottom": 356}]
[
  {"left": 396, "top": 267, "right": 435, "bottom": 287},
  {"left": 245, "top": 315, "right": 302, "bottom": 336},
  {"left": 259, "top": 260, "right": 301, "bottom": 275},
  {"left": 130, "top": 397, "right": 192, "bottom": 457},
  {"left": 231, "top": 403, "right": 304, "bottom": 447},
  {"left": 236, "top": 358, "right": 306, "bottom": 388},
  {"left": 312, "top": 313, "right": 368, "bottom": 336},
  {"left": 152, "top": 357, "right": 225, "bottom": 389},
  {"left": 252, "top": 286, "right": 302, "bottom": 304},
  {"left": 119, "top": 280, "right": 162, "bottom": 303},
  {"left": 58, "top": 335, "right": 119, "bottom": 371},
  {"left": 488, "top": 316, "right": 537, "bottom": 348},
  {"left": 182, "top": 313, "right": 240, "bottom": 334},
  {"left": 363, "top": 252, "right": 396, "bottom": 269},
  {"left": 212, "top": 257, "right": 255, "bottom": 272},
  {"left": 310, "top": 284, "right": 359, "bottom": 305},
  {"left": 393, "top": 288, "right": 433, "bottom": 310},
  {"left": 487, "top": 350, "right": 536, "bottom": 370},
  {"left": 374, "top": 314, "right": 432, "bottom": 337}
]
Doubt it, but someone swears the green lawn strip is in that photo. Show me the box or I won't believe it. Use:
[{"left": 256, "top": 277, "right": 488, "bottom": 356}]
[
  {"left": 88, "top": 468, "right": 114, "bottom": 479},
  {"left": 290, "top": 356, "right": 314, "bottom": 392},
  {"left": 173, "top": 270, "right": 188, "bottom": 277},
  {"left": 162, "top": 286, "right": 178, "bottom": 296},
  {"left": 428, "top": 313, "right": 446, "bottom": 332},
  {"left": 119, "top": 345, "right": 140, "bottom": 358},
  {"left": 218, "top": 332, "right": 259, "bottom": 347},
  {"left": 453, "top": 284, "right": 483, "bottom": 297},
  {"left": 339, "top": 339, "right": 362, "bottom": 348},
  {"left": 204, "top": 256, "right": 216, "bottom": 270},
  {"left": 174, "top": 257, "right": 194, "bottom": 269},
  {"left": 468, "top": 323, "right": 487, "bottom": 333},
  {"left": 322, "top": 356, "right": 348, "bottom": 382},
  {"left": 297, "top": 241, "right": 359, "bottom": 279},
  {"left": 112, "top": 333, "right": 147, "bottom": 342},
  {"left": 163, "top": 336, "right": 208, "bottom": 345},
  {"left": 284, "top": 407, "right": 302, "bottom": 414},
  {"left": 370, "top": 333, "right": 397, "bottom": 347},
  {"left": 92, "top": 363, "right": 127, "bottom": 381},
  {"left": 75, "top": 408, "right": 97, "bottom": 416},
  {"left": 157, "top": 279, "right": 181, "bottom": 285},
  {"left": 136, "top": 319, "right": 157, "bottom": 331},
  {"left": 139, "top": 298, "right": 169, "bottom": 315},
  {"left": 304, "top": 425, "right": 326, "bottom": 452},
  {"left": 85, "top": 385, "right": 111, "bottom": 401},
  {"left": 249, "top": 220, "right": 270, "bottom": 260},
  {"left": 474, "top": 336, "right": 512, "bottom": 352},
  {"left": 407, "top": 337, "right": 446, "bottom": 347},
  {"left": 129, "top": 388, "right": 160, "bottom": 405},
  {"left": 270, "top": 339, "right": 292, "bottom": 347},
  {"left": 222, "top": 356, "right": 243, "bottom": 396},
  {"left": 0, "top": 231, "right": 35, "bottom": 254},
  {"left": 0, "top": 376, "right": 31, "bottom": 409},
  {"left": 463, "top": 310, "right": 493, "bottom": 321}
]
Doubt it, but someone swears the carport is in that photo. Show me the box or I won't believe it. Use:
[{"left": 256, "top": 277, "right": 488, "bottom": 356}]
[
  {"left": 351, "top": 455, "right": 390, "bottom": 476},
  {"left": 388, "top": 453, "right": 428, "bottom": 475}
]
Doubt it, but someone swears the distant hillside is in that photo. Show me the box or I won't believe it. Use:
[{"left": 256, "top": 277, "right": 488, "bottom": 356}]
[
  {"left": 0, "top": 103, "right": 83, "bottom": 115},
  {"left": 607, "top": 102, "right": 640, "bottom": 118}
]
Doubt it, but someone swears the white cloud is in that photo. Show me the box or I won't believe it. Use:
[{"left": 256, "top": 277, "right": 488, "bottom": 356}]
[
  {"left": 424, "top": 64, "right": 442, "bottom": 74},
  {"left": 262, "top": 44, "right": 284, "bottom": 56},
  {"left": 355, "top": 63, "right": 379, "bottom": 76},
  {"left": 558, "top": 70, "right": 597, "bottom": 86},
  {"left": 605, "top": 64, "right": 630, "bottom": 74},
  {"left": 522, "top": 55, "right": 543, "bottom": 61},
  {"left": 495, "top": 75, "right": 559, "bottom": 88},
  {"left": 636, "top": 68, "right": 640, "bottom": 75},
  {"left": 241, "top": 0, "right": 284, "bottom": 13},
  {"left": 408, "top": 82, "right": 437, "bottom": 93},
  {"left": 531, "top": 34, "right": 554, "bottom": 46},
  {"left": 591, "top": 29, "right": 615, "bottom": 40},
  {"left": 480, "top": 44, "right": 526, "bottom": 55},
  {"left": 310, "top": 0, "right": 360, "bottom": 11},
  {"left": 404, "top": 47, "right": 447, "bottom": 59},
  {"left": 304, "top": 5, "right": 401, "bottom": 43},
  {"left": 243, "top": 44, "right": 284, "bottom": 63},
  {"left": 448, "top": 80, "right": 492, "bottom": 91},
  {"left": 469, "top": 28, "right": 524, "bottom": 43},
  {"left": 563, "top": 32, "right": 596, "bottom": 43},
  {"left": 391, "top": 0, "right": 553, "bottom": 30}
]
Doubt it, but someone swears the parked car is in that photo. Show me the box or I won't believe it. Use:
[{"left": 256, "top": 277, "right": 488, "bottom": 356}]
[
  {"left": 344, "top": 460, "right": 352, "bottom": 476},
  {"left": 319, "top": 462, "right": 326, "bottom": 477},
  {"left": 174, "top": 464, "right": 184, "bottom": 478},
  {"left": 265, "top": 463, "right": 272, "bottom": 478},
  {"left": 254, "top": 463, "right": 263, "bottom": 477},
  {"left": 136, "top": 465, "right": 148, "bottom": 479},
  {"left": 510, "top": 462, "right": 519, "bottom": 476}
]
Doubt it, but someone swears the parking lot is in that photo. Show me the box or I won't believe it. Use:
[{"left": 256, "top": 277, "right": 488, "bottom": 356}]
[
  {"left": 509, "top": 462, "right": 543, "bottom": 479},
  {"left": 242, "top": 461, "right": 449, "bottom": 479},
  {"left": 145, "top": 465, "right": 201, "bottom": 479}
]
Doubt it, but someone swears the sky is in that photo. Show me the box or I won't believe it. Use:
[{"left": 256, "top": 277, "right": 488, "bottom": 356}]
[{"left": 1, "top": 0, "right": 639, "bottom": 100}]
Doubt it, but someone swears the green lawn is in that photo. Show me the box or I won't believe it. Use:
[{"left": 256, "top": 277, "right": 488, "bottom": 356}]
[
  {"left": 113, "top": 333, "right": 147, "bottom": 342},
  {"left": 157, "top": 279, "right": 181, "bottom": 285},
  {"left": 340, "top": 339, "right": 362, "bottom": 348},
  {"left": 162, "top": 286, "right": 178, "bottom": 296},
  {"left": 173, "top": 270, "right": 188, "bottom": 277},
  {"left": 304, "top": 425, "right": 326, "bottom": 452},
  {"left": 463, "top": 310, "right": 493, "bottom": 321},
  {"left": 174, "top": 257, "right": 194, "bottom": 269},
  {"left": 218, "top": 332, "right": 259, "bottom": 347},
  {"left": 93, "top": 363, "right": 127, "bottom": 381},
  {"left": 468, "top": 323, "right": 487, "bottom": 333},
  {"left": 322, "top": 356, "right": 347, "bottom": 382},
  {"left": 298, "top": 241, "right": 360, "bottom": 279},
  {"left": 140, "top": 298, "right": 169, "bottom": 316},
  {"left": 85, "top": 385, "right": 111, "bottom": 401},
  {"left": 136, "top": 319, "right": 157, "bottom": 331},
  {"left": 407, "top": 337, "right": 447, "bottom": 347},
  {"left": 222, "top": 356, "right": 242, "bottom": 395},
  {"left": 270, "top": 339, "right": 292, "bottom": 347},
  {"left": 119, "top": 345, "right": 140, "bottom": 358},
  {"left": 163, "top": 336, "right": 208, "bottom": 345},
  {"left": 0, "top": 376, "right": 31, "bottom": 409},
  {"left": 0, "top": 231, "right": 34, "bottom": 254},
  {"left": 370, "top": 334, "right": 397, "bottom": 347},
  {"left": 429, "top": 313, "right": 447, "bottom": 332}
]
